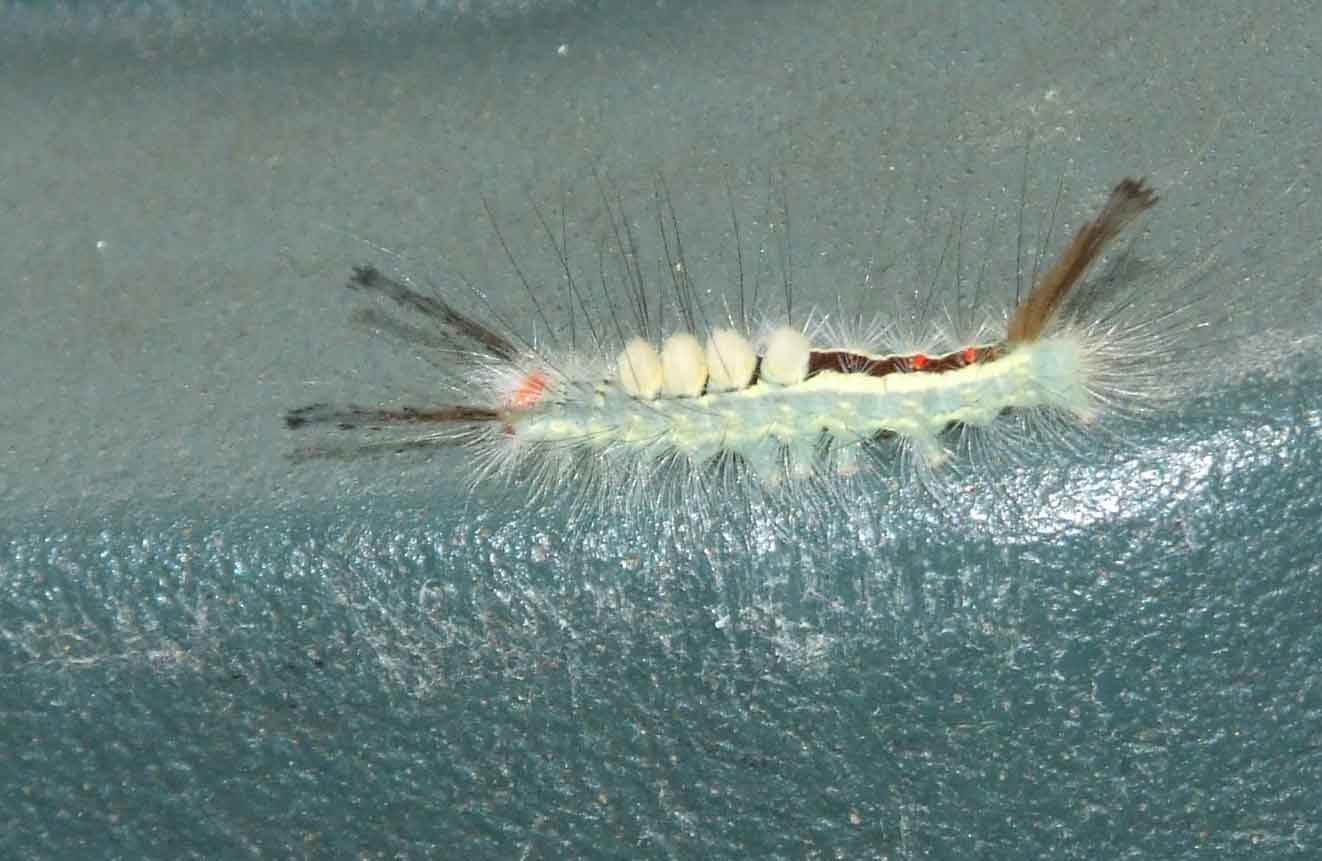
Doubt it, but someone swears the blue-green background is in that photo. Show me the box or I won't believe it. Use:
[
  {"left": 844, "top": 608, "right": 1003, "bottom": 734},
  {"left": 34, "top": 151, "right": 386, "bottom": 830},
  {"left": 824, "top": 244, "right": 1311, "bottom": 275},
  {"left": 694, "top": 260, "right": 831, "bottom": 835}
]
[{"left": 3, "top": 1, "right": 1321, "bottom": 857}]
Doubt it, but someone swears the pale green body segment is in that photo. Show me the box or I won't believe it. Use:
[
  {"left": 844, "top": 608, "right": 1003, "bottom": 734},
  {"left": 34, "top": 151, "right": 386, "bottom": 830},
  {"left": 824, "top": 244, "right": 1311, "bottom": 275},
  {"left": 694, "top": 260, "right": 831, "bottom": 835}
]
[{"left": 511, "top": 336, "right": 1091, "bottom": 476}]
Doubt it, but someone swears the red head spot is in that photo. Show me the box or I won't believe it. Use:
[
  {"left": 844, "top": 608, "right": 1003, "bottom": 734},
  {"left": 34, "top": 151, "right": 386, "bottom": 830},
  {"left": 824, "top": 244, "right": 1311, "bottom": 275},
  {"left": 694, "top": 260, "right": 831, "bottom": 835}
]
[
  {"left": 509, "top": 371, "right": 549, "bottom": 408},
  {"left": 910, "top": 353, "right": 928, "bottom": 371},
  {"left": 961, "top": 346, "right": 977, "bottom": 364}
]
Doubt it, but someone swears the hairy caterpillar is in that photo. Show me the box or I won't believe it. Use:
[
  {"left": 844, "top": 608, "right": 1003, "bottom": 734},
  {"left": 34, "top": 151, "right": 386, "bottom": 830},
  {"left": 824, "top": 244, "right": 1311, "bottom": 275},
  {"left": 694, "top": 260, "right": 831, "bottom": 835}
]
[{"left": 286, "top": 176, "right": 1201, "bottom": 518}]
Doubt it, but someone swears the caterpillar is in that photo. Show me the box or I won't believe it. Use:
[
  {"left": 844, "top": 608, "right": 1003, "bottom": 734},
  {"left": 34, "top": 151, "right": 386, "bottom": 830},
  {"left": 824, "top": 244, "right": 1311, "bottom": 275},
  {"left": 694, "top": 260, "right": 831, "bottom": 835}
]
[{"left": 287, "top": 176, "right": 1182, "bottom": 516}]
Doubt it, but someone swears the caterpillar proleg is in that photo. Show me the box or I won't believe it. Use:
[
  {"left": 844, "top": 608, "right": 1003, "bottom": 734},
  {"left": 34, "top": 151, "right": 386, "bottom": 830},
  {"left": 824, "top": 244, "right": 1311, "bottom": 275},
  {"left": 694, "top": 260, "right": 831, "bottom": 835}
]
[{"left": 287, "top": 175, "right": 1220, "bottom": 518}]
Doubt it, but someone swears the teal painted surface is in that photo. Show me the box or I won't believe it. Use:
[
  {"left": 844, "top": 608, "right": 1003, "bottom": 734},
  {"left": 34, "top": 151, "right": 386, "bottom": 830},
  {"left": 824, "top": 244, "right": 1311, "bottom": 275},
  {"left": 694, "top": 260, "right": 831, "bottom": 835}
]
[{"left": 5, "top": 378, "right": 1321, "bottom": 857}]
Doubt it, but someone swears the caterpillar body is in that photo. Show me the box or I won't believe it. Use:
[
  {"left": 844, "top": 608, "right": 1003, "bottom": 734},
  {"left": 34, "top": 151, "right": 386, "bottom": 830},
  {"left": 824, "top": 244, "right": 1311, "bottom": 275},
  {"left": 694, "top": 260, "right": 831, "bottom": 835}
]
[{"left": 288, "top": 177, "right": 1170, "bottom": 512}]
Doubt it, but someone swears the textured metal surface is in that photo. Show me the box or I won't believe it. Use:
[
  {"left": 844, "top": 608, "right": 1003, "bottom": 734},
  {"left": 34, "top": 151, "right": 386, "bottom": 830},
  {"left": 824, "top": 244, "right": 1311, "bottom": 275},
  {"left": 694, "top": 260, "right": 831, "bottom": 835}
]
[{"left": 5, "top": 378, "right": 1320, "bottom": 858}]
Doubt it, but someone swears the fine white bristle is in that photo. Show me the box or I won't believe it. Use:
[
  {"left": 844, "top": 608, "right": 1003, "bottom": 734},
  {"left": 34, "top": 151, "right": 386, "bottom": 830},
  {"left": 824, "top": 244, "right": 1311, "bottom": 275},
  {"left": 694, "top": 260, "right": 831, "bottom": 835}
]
[
  {"left": 660, "top": 332, "right": 707, "bottom": 398},
  {"left": 616, "top": 337, "right": 663, "bottom": 400},
  {"left": 760, "top": 325, "right": 811, "bottom": 386},
  {"left": 704, "top": 328, "right": 757, "bottom": 392}
]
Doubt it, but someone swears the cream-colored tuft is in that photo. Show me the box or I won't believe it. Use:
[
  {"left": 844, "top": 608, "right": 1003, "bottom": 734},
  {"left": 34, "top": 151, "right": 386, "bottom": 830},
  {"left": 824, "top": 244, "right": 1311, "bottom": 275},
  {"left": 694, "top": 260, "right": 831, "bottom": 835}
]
[
  {"left": 705, "top": 328, "right": 757, "bottom": 392},
  {"left": 759, "top": 326, "right": 811, "bottom": 386},
  {"left": 660, "top": 332, "right": 707, "bottom": 397},
  {"left": 616, "top": 337, "right": 663, "bottom": 399}
]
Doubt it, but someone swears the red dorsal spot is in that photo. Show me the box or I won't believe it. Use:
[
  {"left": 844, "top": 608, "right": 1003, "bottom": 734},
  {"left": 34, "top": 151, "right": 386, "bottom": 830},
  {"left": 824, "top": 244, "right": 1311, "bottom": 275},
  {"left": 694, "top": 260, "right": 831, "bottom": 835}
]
[
  {"left": 509, "top": 371, "right": 549, "bottom": 408},
  {"left": 910, "top": 353, "right": 928, "bottom": 371},
  {"left": 962, "top": 346, "right": 977, "bottom": 364}
]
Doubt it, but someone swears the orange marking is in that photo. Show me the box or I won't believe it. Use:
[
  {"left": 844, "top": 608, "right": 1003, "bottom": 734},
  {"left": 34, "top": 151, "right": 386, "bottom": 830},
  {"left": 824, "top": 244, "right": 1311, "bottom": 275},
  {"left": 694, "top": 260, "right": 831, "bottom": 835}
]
[
  {"left": 961, "top": 346, "right": 976, "bottom": 364},
  {"left": 910, "top": 353, "right": 928, "bottom": 370},
  {"left": 509, "top": 371, "right": 549, "bottom": 408}
]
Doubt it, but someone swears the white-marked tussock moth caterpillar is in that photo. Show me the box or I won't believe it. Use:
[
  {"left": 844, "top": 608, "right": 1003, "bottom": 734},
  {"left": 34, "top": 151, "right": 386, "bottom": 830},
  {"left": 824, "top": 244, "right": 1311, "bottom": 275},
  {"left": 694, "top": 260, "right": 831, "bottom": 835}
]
[{"left": 287, "top": 174, "right": 1234, "bottom": 519}]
